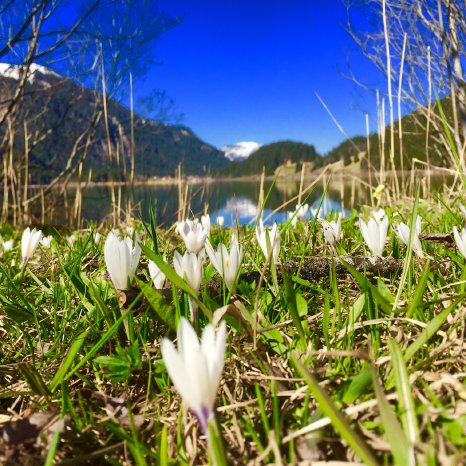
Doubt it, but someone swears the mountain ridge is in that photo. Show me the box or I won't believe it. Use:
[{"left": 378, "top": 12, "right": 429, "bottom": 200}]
[{"left": 0, "top": 63, "right": 230, "bottom": 183}]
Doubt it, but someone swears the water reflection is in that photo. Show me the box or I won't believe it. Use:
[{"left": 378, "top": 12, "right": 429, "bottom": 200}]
[
  {"left": 56, "top": 173, "right": 450, "bottom": 227},
  {"left": 70, "top": 179, "right": 363, "bottom": 227}
]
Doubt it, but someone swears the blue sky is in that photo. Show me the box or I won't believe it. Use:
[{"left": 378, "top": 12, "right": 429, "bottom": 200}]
[{"left": 132, "top": 0, "right": 386, "bottom": 154}]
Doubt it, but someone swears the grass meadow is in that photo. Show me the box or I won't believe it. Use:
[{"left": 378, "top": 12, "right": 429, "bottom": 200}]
[{"left": 0, "top": 191, "right": 465, "bottom": 465}]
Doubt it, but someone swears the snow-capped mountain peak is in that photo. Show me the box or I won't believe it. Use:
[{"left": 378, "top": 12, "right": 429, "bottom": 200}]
[
  {"left": 222, "top": 141, "right": 261, "bottom": 161},
  {"left": 0, "top": 63, "right": 60, "bottom": 86}
]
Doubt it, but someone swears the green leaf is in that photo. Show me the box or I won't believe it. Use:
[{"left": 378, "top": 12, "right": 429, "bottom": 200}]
[
  {"left": 136, "top": 277, "right": 176, "bottom": 330},
  {"left": 377, "top": 278, "right": 394, "bottom": 304},
  {"left": 18, "top": 363, "right": 54, "bottom": 410},
  {"left": 342, "top": 364, "right": 372, "bottom": 404}
]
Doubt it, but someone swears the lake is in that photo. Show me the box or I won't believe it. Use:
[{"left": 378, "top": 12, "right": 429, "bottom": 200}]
[{"left": 54, "top": 172, "right": 451, "bottom": 227}]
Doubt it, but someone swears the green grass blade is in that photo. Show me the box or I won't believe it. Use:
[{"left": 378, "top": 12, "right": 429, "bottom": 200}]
[
  {"left": 388, "top": 339, "right": 420, "bottom": 445},
  {"left": 49, "top": 330, "right": 89, "bottom": 392},
  {"left": 339, "top": 259, "right": 392, "bottom": 314},
  {"left": 141, "top": 244, "right": 212, "bottom": 320},
  {"left": 282, "top": 269, "right": 306, "bottom": 342},
  {"left": 347, "top": 294, "right": 365, "bottom": 329},
  {"left": 159, "top": 424, "right": 169, "bottom": 466},
  {"left": 43, "top": 417, "right": 64, "bottom": 466},
  {"left": 292, "top": 355, "right": 378, "bottom": 466},
  {"left": 18, "top": 363, "right": 54, "bottom": 409},
  {"left": 370, "top": 365, "right": 414, "bottom": 466},
  {"left": 387, "top": 296, "right": 460, "bottom": 388},
  {"left": 407, "top": 260, "right": 430, "bottom": 319},
  {"left": 403, "top": 297, "right": 459, "bottom": 362},
  {"left": 63, "top": 308, "right": 132, "bottom": 381},
  {"left": 393, "top": 183, "right": 420, "bottom": 309}
]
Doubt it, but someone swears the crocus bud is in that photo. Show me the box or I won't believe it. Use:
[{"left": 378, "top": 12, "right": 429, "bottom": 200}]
[
  {"left": 173, "top": 250, "right": 204, "bottom": 295},
  {"left": 21, "top": 227, "right": 43, "bottom": 267},
  {"left": 256, "top": 220, "right": 280, "bottom": 261},
  {"left": 177, "top": 220, "right": 208, "bottom": 254},
  {"left": 205, "top": 235, "right": 243, "bottom": 291},
  {"left": 359, "top": 215, "right": 388, "bottom": 257},
  {"left": 104, "top": 231, "right": 141, "bottom": 290}
]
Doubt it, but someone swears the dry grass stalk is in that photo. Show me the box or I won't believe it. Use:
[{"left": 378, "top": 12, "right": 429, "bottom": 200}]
[
  {"left": 257, "top": 167, "right": 265, "bottom": 222},
  {"left": 298, "top": 162, "right": 306, "bottom": 205},
  {"left": 101, "top": 58, "right": 113, "bottom": 162},
  {"left": 397, "top": 32, "right": 407, "bottom": 193},
  {"left": 365, "top": 113, "right": 373, "bottom": 206},
  {"left": 177, "top": 163, "right": 184, "bottom": 222},
  {"left": 40, "top": 187, "right": 45, "bottom": 224},
  {"left": 130, "top": 72, "right": 136, "bottom": 187},
  {"left": 22, "top": 120, "right": 30, "bottom": 224},
  {"left": 382, "top": 0, "right": 399, "bottom": 197}
]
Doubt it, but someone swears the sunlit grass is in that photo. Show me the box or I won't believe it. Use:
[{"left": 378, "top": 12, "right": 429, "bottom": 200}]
[{"left": 0, "top": 195, "right": 465, "bottom": 464}]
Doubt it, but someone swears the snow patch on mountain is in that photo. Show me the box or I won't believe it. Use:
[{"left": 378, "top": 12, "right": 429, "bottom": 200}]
[
  {"left": 222, "top": 141, "right": 261, "bottom": 161},
  {"left": 0, "top": 63, "right": 60, "bottom": 85}
]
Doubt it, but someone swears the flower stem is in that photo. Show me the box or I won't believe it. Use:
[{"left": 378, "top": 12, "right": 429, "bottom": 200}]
[
  {"left": 207, "top": 417, "right": 227, "bottom": 466},
  {"left": 188, "top": 295, "right": 198, "bottom": 328}
]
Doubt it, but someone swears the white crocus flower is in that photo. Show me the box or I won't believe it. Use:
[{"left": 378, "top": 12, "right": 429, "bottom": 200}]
[
  {"left": 295, "top": 203, "right": 309, "bottom": 221},
  {"left": 67, "top": 234, "right": 76, "bottom": 246},
  {"left": 216, "top": 216, "right": 224, "bottom": 227},
  {"left": 201, "top": 214, "right": 211, "bottom": 235},
  {"left": 177, "top": 220, "right": 208, "bottom": 254},
  {"left": 161, "top": 317, "right": 227, "bottom": 433},
  {"left": 256, "top": 220, "right": 280, "bottom": 261},
  {"left": 319, "top": 215, "right": 342, "bottom": 253},
  {"left": 395, "top": 215, "right": 424, "bottom": 259},
  {"left": 104, "top": 231, "right": 141, "bottom": 290},
  {"left": 372, "top": 208, "right": 387, "bottom": 224},
  {"left": 3, "top": 239, "right": 13, "bottom": 252},
  {"left": 21, "top": 227, "right": 43, "bottom": 267},
  {"left": 93, "top": 232, "right": 102, "bottom": 244},
  {"left": 459, "top": 203, "right": 466, "bottom": 220},
  {"left": 40, "top": 235, "right": 53, "bottom": 249},
  {"left": 173, "top": 250, "right": 203, "bottom": 295},
  {"left": 205, "top": 235, "right": 243, "bottom": 291},
  {"left": 288, "top": 211, "right": 298, "bottom": 227},
  {"left": 148, "top": 258, "right": 167, "bottom": 289},
  {"left": 453, "top": 226, "right": 466, "bottom": 259},
  {"left": 310, "top": 207, "right": 322, "bottom": 219},
  {"left": 359, "top": 216, "right": 388, "bottom": 257}
]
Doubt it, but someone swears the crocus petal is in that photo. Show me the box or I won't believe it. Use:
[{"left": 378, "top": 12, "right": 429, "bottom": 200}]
[
  {"left": 21, "top": 227, "right": 43, "bottom": 265},
  {"left": 454, "top": 226, "right": 466, "bottom": 258},
  {"left": 161, "top": 317, "right": 227, "bottom": 433},
  {"left": 174, "top": 251, "right": 203, "bottom": 294},
  {"left": 104, "top": 232, "right": 139, "bottom": 290},
  {"left": 205, "top": 241, "right": 221, "bottom": 273},
  {"left": 161, "top": 338, "right": 194, "bottom": 410},
  {"left": 148, "top": 259, "right": 166, "bottom": 288},
  {"left": 395, "top": 218, "right": 423, "bottom": 258}
]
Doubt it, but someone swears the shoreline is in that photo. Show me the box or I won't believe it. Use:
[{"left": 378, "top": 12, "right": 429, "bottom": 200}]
[{"left": 27, "top": 167, "right": 455, "bottom": 189}]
